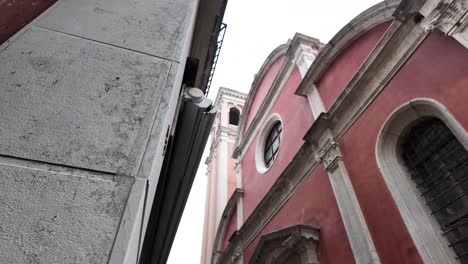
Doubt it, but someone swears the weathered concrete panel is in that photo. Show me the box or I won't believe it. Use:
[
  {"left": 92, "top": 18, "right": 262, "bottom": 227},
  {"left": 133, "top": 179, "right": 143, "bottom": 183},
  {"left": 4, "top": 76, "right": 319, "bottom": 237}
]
[
  {"left": 0, "top": 161, "right": 133, "bottom": 264},
  {"left": 36, "top": 0, "right": 197, "bottom": 61},
  {"left": 0, "top": 27, "right": 171, "bottom": 173}
]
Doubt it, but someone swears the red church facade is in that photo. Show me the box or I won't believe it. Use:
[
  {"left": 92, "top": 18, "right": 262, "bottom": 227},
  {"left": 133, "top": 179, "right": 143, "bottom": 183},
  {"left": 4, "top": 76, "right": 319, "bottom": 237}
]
[{"left": 209, "top": 0, "right": 468, "bottom": 263}]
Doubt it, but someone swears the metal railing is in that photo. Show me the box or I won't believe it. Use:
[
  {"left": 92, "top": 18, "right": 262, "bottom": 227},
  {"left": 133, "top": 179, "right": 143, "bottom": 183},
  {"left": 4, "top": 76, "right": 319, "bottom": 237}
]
[{"left": 205, "top": 22, "right": 227, "bottom": 96}]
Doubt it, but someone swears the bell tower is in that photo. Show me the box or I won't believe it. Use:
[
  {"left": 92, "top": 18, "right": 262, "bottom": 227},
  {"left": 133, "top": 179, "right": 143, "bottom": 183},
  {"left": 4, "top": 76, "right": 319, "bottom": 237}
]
[{"left": 201, "top": 87, "right": 246, "bottom": 264}]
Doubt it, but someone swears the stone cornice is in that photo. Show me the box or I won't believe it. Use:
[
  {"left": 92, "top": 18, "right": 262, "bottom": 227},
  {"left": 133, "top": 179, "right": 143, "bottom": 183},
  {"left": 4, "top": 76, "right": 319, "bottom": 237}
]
[
  {"left": 216, "top": 126, "right": 238, "bottom": 139},
  {"left": 214, "top": 87, "right": 247, "bottom": 107}
]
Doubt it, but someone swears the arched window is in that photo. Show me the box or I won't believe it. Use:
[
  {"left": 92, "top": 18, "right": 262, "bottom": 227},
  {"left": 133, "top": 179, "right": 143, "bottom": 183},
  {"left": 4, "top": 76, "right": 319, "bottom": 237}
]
[
  {"left": 229, "top": 107, "right": 240, "bottom": 126},
  {"left": 399, "top": 117, "right": 468, "bottom": 262}
]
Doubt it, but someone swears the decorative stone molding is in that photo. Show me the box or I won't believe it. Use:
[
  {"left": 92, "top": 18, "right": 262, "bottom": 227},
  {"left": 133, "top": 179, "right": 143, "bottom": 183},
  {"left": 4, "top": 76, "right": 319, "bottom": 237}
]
[
  {"left": 205, "top": 126, "right": 237, "bottom": 165},
  {"left": 315, "top": 137, "right": 342, "bottom": 171},
  {"left": 215, "top": 87, "right": 248, "bottom": 107},
  {"left": 286, "top": 33, "right": 323, "bottom": 78},
  {"left": 248, "top": 225, "right": 320, "bottom": 264},
  {"left": 231, "top": 247, "right": 243, "bottom": 264},
  {"left": 217, "top": 126, "right": 239, "bottom": 139},
  {"left": 420, "top": 0, "right": 468, "bottom": 34}
]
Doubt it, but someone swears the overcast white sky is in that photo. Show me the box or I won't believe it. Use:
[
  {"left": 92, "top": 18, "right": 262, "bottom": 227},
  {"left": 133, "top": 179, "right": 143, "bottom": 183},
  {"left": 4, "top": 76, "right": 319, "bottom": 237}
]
[{"left": 167, "top": 0, "right": 380, "bottom": 263}]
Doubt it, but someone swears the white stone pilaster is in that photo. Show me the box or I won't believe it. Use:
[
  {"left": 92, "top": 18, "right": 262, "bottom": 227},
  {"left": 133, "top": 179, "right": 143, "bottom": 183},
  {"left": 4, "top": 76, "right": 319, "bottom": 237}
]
[
  {"left": 294, "top": 43, "right": 316, "bottom": 78},
  {"left": 216, "top": 137, "right": 229, "bottom": 226},
  {"left": 316, "top": 137, "right": 380, "bottom": 264},
  {"left": 307, "top": 84, "right": 326, "bottom": 119},
  {"left": 235, "top": 161, "right": 243, "bottom": 229}
]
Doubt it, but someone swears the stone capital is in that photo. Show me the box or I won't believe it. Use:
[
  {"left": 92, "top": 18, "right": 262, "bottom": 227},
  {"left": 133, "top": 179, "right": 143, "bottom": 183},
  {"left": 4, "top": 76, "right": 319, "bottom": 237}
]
[
  {"left": 315, "top": 137, "right": 342, "bottom": 171},
  {"left": 421, "top": 0, "right": 468, "bottom": 35}
]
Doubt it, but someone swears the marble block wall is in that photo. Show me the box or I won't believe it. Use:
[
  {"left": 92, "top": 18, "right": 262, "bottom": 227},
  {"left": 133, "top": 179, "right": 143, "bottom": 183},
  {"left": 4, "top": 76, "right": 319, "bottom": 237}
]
[{"left": 0, "top": 0, "right": 198, "bottom": 263}]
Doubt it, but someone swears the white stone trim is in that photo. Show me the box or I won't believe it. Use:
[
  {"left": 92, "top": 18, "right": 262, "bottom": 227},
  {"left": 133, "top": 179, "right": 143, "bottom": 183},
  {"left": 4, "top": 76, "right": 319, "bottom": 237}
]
[
  {"left": 235, "top": 162, "right": 244, "bottom": 229},
  {"left": 216, "top": 139, "right": 229, "bottom": 227},
  {"left": 376, "top": 98, "right": 468, "bottom": 264},
  {"left": 306, "top": 84, "right": 326, "bottom": 119},
  {"left": 255, "top": 113, "right": 283, "bottom": 174},
  {"left": 214, "top": 87, "right": 248, "bottom": 107},
  {"left": 290, "top": 42, "right": 326, "bottom": 118},
  {"left": 237, "top": 196, "right": 243, "bottom": 230},
  {"left": 293, "top": 43, "right": 316, "bottom": 78},
  {"left": 316, "top": 137, "right": 380, "bottom": 264}
]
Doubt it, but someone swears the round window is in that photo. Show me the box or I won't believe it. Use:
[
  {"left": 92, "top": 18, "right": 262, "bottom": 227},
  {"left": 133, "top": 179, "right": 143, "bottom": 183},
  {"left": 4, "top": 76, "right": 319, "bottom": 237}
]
[
  {"left": 264, "top": 121, "right": 282, "bottom": 168},
  {"left": 255, "top": 114, "right": 283, "bottom": 174}
]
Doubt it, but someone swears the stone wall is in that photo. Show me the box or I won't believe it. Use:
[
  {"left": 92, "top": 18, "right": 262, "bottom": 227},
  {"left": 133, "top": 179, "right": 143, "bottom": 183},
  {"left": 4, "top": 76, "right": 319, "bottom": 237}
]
[{"left": 0, "top": 0, "right": 198, "bottom": 262}]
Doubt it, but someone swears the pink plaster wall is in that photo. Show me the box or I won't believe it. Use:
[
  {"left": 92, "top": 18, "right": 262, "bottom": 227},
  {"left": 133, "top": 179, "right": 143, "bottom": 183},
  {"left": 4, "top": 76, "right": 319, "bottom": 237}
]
[
  {"left": 316, "top": 21, "right": 391, "bottom": 110},
  {"left": 337, "top": 31, "right": 468, "bottom": 263},
  {"left": 241, "top": 67, "right": 313, "bottom": 220},
  {"left": 243, "top": 167, "right": 353, "bottom": 263},
  {"left": 244, "top": 56, "right": 286, "bottom": 134},
  {"left": 222, "top": 209, "right": 238, "bottom": 251}
]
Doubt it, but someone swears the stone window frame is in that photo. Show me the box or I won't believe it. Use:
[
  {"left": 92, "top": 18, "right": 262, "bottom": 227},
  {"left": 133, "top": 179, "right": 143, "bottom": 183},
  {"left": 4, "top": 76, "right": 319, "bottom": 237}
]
[
  {"left": 263, "top": 121, "right": 282, "bottom": 168},
  {"left": 255, "top": 113, "right": 283, "bottom": 174},
  {"left": 249, "top": 224, "right": 320, "bottom": 264},
  {"left": 376, "top": 98, "right": 468, "bottom": 264}
]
